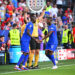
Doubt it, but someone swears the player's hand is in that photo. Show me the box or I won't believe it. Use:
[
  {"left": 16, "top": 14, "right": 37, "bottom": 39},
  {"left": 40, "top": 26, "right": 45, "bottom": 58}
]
[
  {"left": 39, "top": 40, "right": 43, "bottom": 43},
  {"left": 35, "top": 39, "right": 40, "bottom": 43}
]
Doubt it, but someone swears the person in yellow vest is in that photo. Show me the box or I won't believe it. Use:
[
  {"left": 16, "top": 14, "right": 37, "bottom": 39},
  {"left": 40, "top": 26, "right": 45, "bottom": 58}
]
[
  {"left": 29, "top": 10, "right": 45, "bottom": 69},
  {"left": 42, "top": 28, "right": 49, "bottom": 49},
  {"left": 8, "top": 23, "right": 20, "bottom": 46},
  {"left": 46, "top": 1, "right": 52, "bottom": 12},
  {"left": 62, "top": 25, "right": 72, "bottom": 49},
  {"left": 28, "top": 18, "right": 40, "bottom": 69},
  {"left": 45, "top": 1, "right": 52, "bottom": 17}
]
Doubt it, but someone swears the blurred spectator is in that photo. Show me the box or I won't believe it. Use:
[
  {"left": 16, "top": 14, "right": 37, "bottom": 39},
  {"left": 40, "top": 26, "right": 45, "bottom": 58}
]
[
  {"left": 0, "top": 1, "right": 5, "bottom": 22},
  {"left": 1, "top": 10, "right": 10, "bottom": 30},
  {"left": 46, "top": 1, "right": 52, "bottom": 12},
  {"left": 62, "top": 13, "right": 68, "bottom": 25},
  {"left": 0, "top": 35, "right": 5, "bottom": 51},
  {"left": 12, "top": 0, "right": 18, "bottom": 8},
  {"left": 68, "top": 12, "right": 73, "bottom": 24},
  {"left": 5, "top": 10, "right": 10, "bottom": 20},
  {"left": 56, "top": 0, "right": 63, "bottom": 8},
  {"left": 8, "top": 23, "right": 20, "bottom": 46},
  {"left": 6, "top": 1, "right": 14, "bottom": 16},
  {"left": 72, "top": 25, "right": 75, "bottom": 48},
  {"left": 65, "top": 7, "right": 72, "bottom": 14},
  {"left": 4, "top": 22, "right": 11, "bottom": 30},
  {"left": 50, "top": 4, "right": 58, "bottom": 17},
  {"left": 62, "top": 25, "right": 72, "bottom": 49},
  {"left": 18, "top": 0, "right": 26, "bottom": 8},
  {"left": 52, "top": 15, "right": 57, "bottom": 25},
  {"left": 38, "top": 22, "right": 44, "bottom": 50},
  {"left": 58, "top": 8, "right": 63, "bottom": 17}
]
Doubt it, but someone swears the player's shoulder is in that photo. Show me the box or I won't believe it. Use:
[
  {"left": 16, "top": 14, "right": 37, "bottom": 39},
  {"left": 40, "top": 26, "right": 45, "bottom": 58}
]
[
  {"left": 49, "top": 24, "right": 56, "bottom": 30},
  {"left": 50, "top": 24, "right": 55, "bottom": 28},
  {"left": 26, "top": 22, "right": 33, "bottom": 26}
]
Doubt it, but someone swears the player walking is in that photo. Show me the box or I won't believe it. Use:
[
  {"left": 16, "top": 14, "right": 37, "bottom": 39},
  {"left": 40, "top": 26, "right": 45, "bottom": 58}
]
[
  {"left": 40, "top": 17, "right": 58, "bottom": 69},
  {"left": 14, "top": 14, "right": 38, "bottom": 71}
]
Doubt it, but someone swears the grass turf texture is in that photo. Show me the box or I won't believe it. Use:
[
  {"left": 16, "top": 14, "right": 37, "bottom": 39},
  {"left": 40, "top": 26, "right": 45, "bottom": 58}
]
[{"left": 0, "top": 59, "right": 75, "bottom": 75}]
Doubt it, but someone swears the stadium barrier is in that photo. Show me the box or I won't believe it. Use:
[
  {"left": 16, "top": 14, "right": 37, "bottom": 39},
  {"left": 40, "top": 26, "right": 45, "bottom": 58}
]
[
  {"left": 0, "top": 51, "right": 9, "bottom": 65},
  {"left": 58, "top": 49, "right": 75, "bottom": 60},
  {"left": 0, "top": 51, "right": 5, "bottom": 64},
  {"left": 9, "top": 46, "right": 22, "bottom": 63}
]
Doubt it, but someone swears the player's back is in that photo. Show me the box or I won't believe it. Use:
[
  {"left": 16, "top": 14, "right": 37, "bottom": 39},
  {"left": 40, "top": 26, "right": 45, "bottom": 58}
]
[
  {"left": 21, "top": 21, "right": 33, "bottom": 42},
  {"left": 48, "top": 24, "right": 58, "bottom": 45}
]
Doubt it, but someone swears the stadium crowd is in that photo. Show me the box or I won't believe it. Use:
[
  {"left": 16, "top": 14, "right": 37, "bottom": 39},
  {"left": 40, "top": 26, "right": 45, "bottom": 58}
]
[
  {"left": 0, "top": 0, "right": 75, "bottom": 50},
  {"left": 0, "top": 0, "right": 75, "bottom": 67}
]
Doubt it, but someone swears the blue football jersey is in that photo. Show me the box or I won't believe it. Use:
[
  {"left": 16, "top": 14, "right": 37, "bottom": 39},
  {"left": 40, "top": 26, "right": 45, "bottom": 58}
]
[
  {"left": 48, "top": 24, "right": 58, "bottom": 45},
  {"left": 21, "top": 21, "right": 33, "bottom": 42}
]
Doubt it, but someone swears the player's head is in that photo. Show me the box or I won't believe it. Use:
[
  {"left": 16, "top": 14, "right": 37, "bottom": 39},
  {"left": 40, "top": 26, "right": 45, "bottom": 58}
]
[
  {"left": 46, "top": 17, "right": 52, "bottom": 25},
  {"left": 30, "top": 13, "right": 36, "bottom": 23}
]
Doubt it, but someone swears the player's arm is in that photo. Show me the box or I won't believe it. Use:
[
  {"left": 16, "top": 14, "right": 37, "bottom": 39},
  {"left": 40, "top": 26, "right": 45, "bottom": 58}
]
[
  {"left": 40, "top": 31, "right": 53, "bottom": 42},
  {"left": 27, "top": 29, "right": 39, "bottom": 42},
  {"left": 38, "top": 10, "right": 45, "bottom": 20},
  {"left": 24, "top": 13, "right": 30, "bottom": 23}
]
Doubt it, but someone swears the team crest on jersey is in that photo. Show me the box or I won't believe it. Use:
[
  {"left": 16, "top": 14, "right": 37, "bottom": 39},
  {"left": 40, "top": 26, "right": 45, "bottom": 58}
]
[
  {"left": 50, "top": 27, "right": 54, "bottom": 29},
  {"left": 30, "top": 25, "right": 32, "bottom": 27}
]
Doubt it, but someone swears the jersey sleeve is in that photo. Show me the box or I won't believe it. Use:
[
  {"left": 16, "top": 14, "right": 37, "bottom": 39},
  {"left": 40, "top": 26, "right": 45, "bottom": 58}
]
[{"left": 27, "top": 24, "right": 32, "bottom": 30}]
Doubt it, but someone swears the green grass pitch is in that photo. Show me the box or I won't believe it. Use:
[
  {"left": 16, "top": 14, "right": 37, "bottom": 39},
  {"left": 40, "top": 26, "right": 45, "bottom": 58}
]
[{"left": 0, "top": 59, "right": 75, "bottom": 75}]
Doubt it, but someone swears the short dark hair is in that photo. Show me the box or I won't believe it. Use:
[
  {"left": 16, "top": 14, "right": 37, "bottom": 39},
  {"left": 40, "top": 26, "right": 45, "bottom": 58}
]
[
  {"left": 0, "top": 35, "right": 5, "bottom": 38},
  {"left": 30, "top": 13, "right": 36, "bottom": 23},
  {"left": 13, "top": 24, "right": 17, "bottom": 28},
  {"left": 6, "top": 22, "right": 10, "bottom": 26},
  {"left": 46, "top": 17, "right": 52, "bottom": 21}
]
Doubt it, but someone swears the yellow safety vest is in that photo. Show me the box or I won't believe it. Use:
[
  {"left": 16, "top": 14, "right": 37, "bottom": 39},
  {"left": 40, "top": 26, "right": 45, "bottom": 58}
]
[
  {"left": 9, "top": 29, "right": 20, "bottom": 45},
  {"left": 46, "top": 6, "right": 52, "bottom": 12},
  {"left": 69, "top": 33, "right": 72, "bottom": 44},
  {"left": 32, "top": 19, "right": 39, "bottom": 37},
  {"left": 62, "top": 29, "right": 69, "bottom": 43},
  {"left": 42, "top": 29, "right": 49, "bottom": 43}
]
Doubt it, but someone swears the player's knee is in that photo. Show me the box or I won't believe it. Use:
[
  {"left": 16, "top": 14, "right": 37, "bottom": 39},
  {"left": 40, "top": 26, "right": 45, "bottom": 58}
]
[
  {"left": 35, "top": 51, "right": 39, "bottom": 55},
  {"left": 45, "top": 50, "right": 53, "bottom": 55},
  {"left": 49, "top": 51, "right": 53, "bottom": 55},
  {"left": 23, "top": 52, "right": 29, "bottom": 56},
  {"left": 31, "top": 50, "right": 35, "bottom": 54},
  {"left": 45, "top": 50, "right": 48, "bottom": 56}
]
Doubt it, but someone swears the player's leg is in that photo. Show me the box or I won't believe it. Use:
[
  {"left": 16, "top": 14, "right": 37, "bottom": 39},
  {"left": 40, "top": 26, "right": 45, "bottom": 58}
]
[
  {"left": 29, "top": 50, "right": 35, "bottom": 68},
  {"left": 21, "top": 42, "right": 30, "bottom": 70},
  {"left": 45, "top": 44, "right": 58, "bottom": 69},
  {"left": 34, "top": 38, "right": 40, "bottom": 69},
  {"left": 34, "top": 49, "right": 39, "bottom": 68},
  {"left": 21, "top": 52, "right": 29, "bottom": 70},
  {"left": 45, "top": 50, "right": 57, "bottom": 69},
  {"left": 14, "top": 52, "right": 25, "bottom": 71},
  {"left": 34, "top": 41, "right": 40, "bottom": 68},
  {"left": 29, "top": 38, "right": 36, "bottom": 68},
  {"left": 14, "top": 41, "right": 29, "bottom": 70}
]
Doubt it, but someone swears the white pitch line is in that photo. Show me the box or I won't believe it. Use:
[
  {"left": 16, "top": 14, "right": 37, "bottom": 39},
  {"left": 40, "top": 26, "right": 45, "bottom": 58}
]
[{"left": 0, "top": 64, "right": 75, "bottom": 75}]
